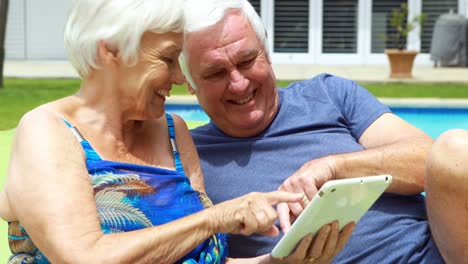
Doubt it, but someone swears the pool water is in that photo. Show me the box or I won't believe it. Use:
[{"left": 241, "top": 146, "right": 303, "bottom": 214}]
[
  {"left": 392, "top": 108, "right": 468, "bottom": 138},
  {"left": 165, "top": 104, "right": 468, "bottom": 139}
]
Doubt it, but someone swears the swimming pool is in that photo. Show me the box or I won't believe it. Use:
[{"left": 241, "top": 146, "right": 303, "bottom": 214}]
[
  {"left": 393, "top": 108, "right": 468, "bottom": 138},
  {"left": 165, "top": 104, "right": 468, "bottom": 139}
]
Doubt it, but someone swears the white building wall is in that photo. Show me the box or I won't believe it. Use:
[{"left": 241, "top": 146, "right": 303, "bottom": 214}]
[
  {"left": 6, "top": 0, "right": 72, "bottom": 60},
  {"left": 4, "top": 0, "right": 468, "bottom": 64},
  {"left": 5, "top": 0, "right": 26, "bottom": 59},
  {"left": 26, "top": 0, "right": 72, "bottom": 59},
  {"left": 464, "top": 0, "right": 468, "bottom": 15}
]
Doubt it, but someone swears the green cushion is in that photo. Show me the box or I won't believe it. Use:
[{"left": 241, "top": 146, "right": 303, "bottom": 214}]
[
  {"left": 0, "top": 130, "right": 14, "bottom": 263},
  {"left": 185, "top": 120, "right": 207, "bottom": 130}
]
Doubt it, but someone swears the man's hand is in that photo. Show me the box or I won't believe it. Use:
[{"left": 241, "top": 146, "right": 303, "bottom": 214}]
[
  {"left": 278, "top": 157, "right": 337, "bottom": 232},
  {"left": 270, "top": 221, "right": 355, "bottom": 264},
  {"left": 226, "top": 221, "right": 355, "bottom": 264}
]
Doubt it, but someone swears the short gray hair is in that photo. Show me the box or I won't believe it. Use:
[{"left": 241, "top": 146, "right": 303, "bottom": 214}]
[
  {"left": 64, "top": 0, "right": 184, "bottom": 78},
  {"left": 179, "top": 0, "right": 268, "bottom": 90}
]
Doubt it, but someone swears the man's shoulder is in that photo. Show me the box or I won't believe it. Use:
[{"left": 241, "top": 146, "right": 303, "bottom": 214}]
[
  {"left": 279, "top": 73, "right": 356, "bottom": 95},
  {"left": 190, "top": 123, "right": 213, "bottom": 137},
  {"left": 190, "top": 123, "right": 230, "bottom": 145},
  {"left": 284, "top": 74, "right": 354, "bottom": 89},
  {"left": 280, "top": 74, "right": 358, "bottom": 102}
]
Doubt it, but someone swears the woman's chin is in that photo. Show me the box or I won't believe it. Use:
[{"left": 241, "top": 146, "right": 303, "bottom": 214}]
[
  {"left": 133, "top": 109, "right": 165, "bottom": 121},
  {"left": 151, "top": 110, "right": 166, "bottom": 120}
]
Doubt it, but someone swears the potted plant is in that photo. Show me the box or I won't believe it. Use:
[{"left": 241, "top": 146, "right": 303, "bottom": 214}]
[{"left": 385, "top": 3, "right": 427, "bottom": 78}]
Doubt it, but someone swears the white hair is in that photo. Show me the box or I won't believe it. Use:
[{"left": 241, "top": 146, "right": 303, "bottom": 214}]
[
  {"left": 64, "top": 0, "right": 184, "bottom": 78},
  {"left": 179, "top": 0, "right": 268, "bottom": 90}
]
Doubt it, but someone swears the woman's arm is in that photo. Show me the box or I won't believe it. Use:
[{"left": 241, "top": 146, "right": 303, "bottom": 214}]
[
  {"left": 6, "top": 109, "right": 301, "bottom": 263},
  {"left": 171, "top": 113, "right": 206, "bottom": 192}
]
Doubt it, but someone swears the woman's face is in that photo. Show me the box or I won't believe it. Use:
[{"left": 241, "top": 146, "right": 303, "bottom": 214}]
[{"left": 118, "top": 32, "right": 183, "bottom": 120}]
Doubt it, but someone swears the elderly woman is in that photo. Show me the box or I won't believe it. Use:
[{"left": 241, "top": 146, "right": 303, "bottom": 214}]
[{"left": 0, "top": 0, "right": 311, "bottom": 263}]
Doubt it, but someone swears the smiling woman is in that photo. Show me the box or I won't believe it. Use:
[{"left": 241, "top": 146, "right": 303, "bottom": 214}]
[{"left": 0, "top": 0, "right": 304, "bottom": 263}]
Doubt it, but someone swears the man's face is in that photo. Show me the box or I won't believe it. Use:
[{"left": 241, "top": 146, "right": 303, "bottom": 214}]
[{"left": 185, "top": 11, "right": 278, "bottom": 138}]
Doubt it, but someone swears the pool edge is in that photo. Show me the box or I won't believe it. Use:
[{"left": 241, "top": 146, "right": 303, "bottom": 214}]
[
  {"left": 167, "top": 96, "right": 468, "bottom": 109},
  {"left": 379, "top": 98, "right": 468, "bottom": 108}
]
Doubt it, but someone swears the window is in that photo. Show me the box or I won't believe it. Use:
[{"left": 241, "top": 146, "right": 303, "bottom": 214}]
[
  {"left": 421, "top": 0, "right": 458, "bottom": 53},
  {"left": 248, "top": 0, "right": 261, "bottom": 16},
  {"left": 371, "top": 0, "right": 406, "bottom": 53},
  {"left": 322, "top": 0, "right": 358, "bottom": 53},
  {"left": 274, "top": 0, "right": 309, "bottom": 53}
]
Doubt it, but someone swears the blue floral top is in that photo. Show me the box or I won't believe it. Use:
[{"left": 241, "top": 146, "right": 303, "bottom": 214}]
[{"left": 7, "top": 114, "right": 227, "bottom": 263}]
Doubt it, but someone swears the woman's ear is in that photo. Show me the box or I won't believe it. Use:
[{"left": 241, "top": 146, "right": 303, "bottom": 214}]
[{"left": 97, "top": 40, "right": 119, "bottom": 66}]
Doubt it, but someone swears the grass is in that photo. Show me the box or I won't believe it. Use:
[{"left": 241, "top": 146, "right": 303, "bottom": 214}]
[
  {"left": 279, "top": 81, "right": 468, "bottom": 98},
  {"left": 0, "top": 78, "right": 190, "bottom": 130},
  {"left": 0, "top": 79, "right": 79, "bottom": 130},
  {"left": 1, "top": 78, "right": 468, "bottom": 130},
  {"left": 361, "top": 82, "right": 468, "bottom": 98}
]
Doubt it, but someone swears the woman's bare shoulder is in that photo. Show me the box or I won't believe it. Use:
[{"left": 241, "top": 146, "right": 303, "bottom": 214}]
[
  {"left": 20, "top": 105, "right": 58, "bottom": 125},
  {"left": 16, "top": 101, "right": 78, "bottom": 142},
  {"left": 7, "top": 103, "right": 87, "bottom": 193}
]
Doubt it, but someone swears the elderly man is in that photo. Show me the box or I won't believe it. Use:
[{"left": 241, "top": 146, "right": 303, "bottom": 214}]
[{"left": 179, "top": 0, "right": 466, "bottom": 263}]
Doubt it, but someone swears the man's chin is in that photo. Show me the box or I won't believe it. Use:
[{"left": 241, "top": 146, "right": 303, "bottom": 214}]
[{"left": 224, "top": 118, "right": 268, "bottom": 137}]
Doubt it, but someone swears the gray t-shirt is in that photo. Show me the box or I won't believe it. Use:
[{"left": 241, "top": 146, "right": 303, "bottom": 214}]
[{"left": 191, "top": 74, "right": 443, "bottom": 263}]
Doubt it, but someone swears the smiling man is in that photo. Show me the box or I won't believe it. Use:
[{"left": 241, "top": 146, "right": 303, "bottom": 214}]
[
  {"left": 180, "top": 0, "right": 465, "bottom": 263},
  {"left": 181, "top": 11, "right": 277, "bottom": 138}
]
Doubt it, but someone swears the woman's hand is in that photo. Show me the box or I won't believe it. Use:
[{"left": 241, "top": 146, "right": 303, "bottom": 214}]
[{"left": 208, "top": 191, "right": 303, "bottom": 237}]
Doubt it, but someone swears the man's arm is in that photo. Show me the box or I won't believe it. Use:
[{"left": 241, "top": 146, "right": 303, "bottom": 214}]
[
  {"left": 338, "top": 112, "right": 433, "bottom": 194},
  {"left": 278, "top": 113, "right": 433, "bottom": 229}
]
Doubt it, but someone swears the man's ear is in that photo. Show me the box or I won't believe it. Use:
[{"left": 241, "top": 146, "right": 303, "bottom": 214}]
[
  {"left": 266, "top": 51, "right": 272, "bottom": 65},
  {"left": 97, "top": 40, "right": 119, "bottom": 66},
  {"left": 186, "top": 82, "right": 196, "bottom": 95}
]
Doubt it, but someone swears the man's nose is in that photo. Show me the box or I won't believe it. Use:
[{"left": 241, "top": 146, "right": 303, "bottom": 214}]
[{"left": 228, "top": 70, "right": 249, "bottom": 93}]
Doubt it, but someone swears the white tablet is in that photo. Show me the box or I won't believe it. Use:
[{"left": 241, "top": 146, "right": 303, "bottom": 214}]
[{"left": 271, "top": 175, "right": 392, "bottom": 258}]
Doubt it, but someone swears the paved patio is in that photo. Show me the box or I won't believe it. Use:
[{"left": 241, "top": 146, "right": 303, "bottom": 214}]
[
  {"left": 272, "top": 65, "right": 468, "bottom": 83},
  {"left": 5, "top": 60, "right": 468, "bottom": 83}
]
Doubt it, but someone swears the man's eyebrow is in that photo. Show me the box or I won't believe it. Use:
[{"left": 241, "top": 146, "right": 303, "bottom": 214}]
[
  {"left": 200, "top": 64, "right": 224, "bottom": 76},
  {"left": 199, "top": 49, "right": 259, "bottom": 76}
]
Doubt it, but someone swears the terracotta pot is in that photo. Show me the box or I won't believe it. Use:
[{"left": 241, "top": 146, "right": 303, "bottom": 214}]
[{"left": 385, "top": 49, "right": 418, "bottom": 78}]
